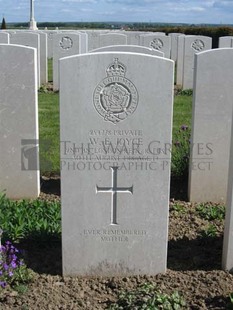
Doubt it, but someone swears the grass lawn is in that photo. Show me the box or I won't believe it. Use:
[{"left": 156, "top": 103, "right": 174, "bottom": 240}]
[
  {"left": 173, "top": 94, "right": 192, "bottom": 131},
  {"left": 39, "top": 92, "right": 60, "bottom": 174}
]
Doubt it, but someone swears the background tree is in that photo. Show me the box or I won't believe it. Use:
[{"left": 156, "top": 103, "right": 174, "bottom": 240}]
[{"left": 1, "top": 17, "right": 6, "bottom": 29}]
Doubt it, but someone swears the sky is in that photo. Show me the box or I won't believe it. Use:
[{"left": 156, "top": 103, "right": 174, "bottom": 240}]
[{"left": 1, "top": 0, "right": 233, "bottom": 24}]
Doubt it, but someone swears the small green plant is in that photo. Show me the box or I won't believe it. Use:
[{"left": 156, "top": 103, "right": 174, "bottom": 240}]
[
  {"left": 201, "top": 224, "right": 218, "bottom": 238},
  {"left": 226, "top": 293, "right": 233, "bottom": 309},
  {"left": 0, "top": 193, "right": 61, "bottom": 242},
  {"left": 39, "top": 84, "right": 48, "bottom": 93},
  {"left": 171, "top": 124, "right": 191, "bottom": 178},
  {"left": 0, "top": 241, "right": 32, "bottom": 290},
  {"left": 170, "top": 203, "right": 186, "bottom": 214},
  {"left": 108, "top": 283, "right": 186, "bottom": 309},
  {"left": 196, "top": 204, "right": 225, "bottom": 221},
  {"left": 176, "top": 89, "right": 193, "bottom": 96}
]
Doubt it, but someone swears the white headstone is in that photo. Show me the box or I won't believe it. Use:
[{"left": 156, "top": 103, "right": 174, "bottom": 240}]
[
  {"left": 0, "top": 44, "right": 39, "bottom": 199},
  {"left": 182, "top": 35, "right": 212, "bottom": 89},
  {"left": 9, "top": 32, "right": 41, "bottom": 88},
  {"left": 87, "top": 31, "right": 101, "bottom": 51},
  {"left": 0, "top": 32, "right": 9, "bottom": 44},
  {"left": 189, "top": 48, "right": 233, "bottom": 203},
  {"left": 45, "top": 30, "right": 59, "bottom": 58},
  {"left": 60, "top": 52, "right": 174, "bottom": 276},
  {"left": 152, "top": 32, "right": 166, "bottom": 36},
  {"left": 59, "top": 30, "right": 88, "bottom": 54},
  {"left": 169, "top": 33, "right": 184, "bottom": 62},
  {"left": 90, "top": 45, "right": 164, "bottom": 57},
  {"left": 53, "top": 33, "right": 81, "bottom": 91},
  {"left": 139, "top": 34, "right": 171, "bottom": 58},
  {"left": 37, "top": 32, "right": 48, "bottom": 84},
  {"left": 126, "top": 32, "right": 146, "bottom": 45},
  {"left": 219, "top": 36, "right": 233, "bottom": 48},
  {"left": 79, "top": 32, "right": 88, "bottom": 54},
  {"left": 29, "top": 31, "right": 48, "bottom": 84},
  {"left": 99, "top": 33, "right": 127, "bottom": 48},
  {"left": 222, "top": 106, "right": 233, "bottom": 272},
  {"left": 176, "top": 35, "right": 185, "bottom": 86}
]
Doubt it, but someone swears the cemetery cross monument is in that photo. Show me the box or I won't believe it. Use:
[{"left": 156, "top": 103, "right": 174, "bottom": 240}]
[{"left": 29, "top": 0, "right": 38, "bottom": 30}]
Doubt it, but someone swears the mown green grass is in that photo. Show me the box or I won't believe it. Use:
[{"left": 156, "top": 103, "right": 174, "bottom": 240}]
[
  {"left": 38, "top": 92, "right": 60, "bottom": 174},
  {"left": 173, "top": 94, "right": 192, "bottom": 131}
]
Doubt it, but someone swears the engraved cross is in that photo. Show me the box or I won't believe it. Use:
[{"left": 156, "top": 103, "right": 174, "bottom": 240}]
[{"left": 96, "top": 167, "right": 133, "bottom": 225}]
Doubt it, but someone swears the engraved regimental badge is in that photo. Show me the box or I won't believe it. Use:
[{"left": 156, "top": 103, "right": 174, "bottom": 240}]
[
  {"left": 150, "top": 38, "right": 163, "bottom": 50},
  {"left": 93, "top": 58, "right": 139, "bottom": 124},
  {"left": 191, "top": 39, "right": 205, "bottom": 52}
]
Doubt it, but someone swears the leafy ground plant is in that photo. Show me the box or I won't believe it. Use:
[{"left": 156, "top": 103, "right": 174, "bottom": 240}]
[
  {"left": 170, "top": 203, "right": 186, "bottom": 214},
  {"left": 176, "top": 89, "right": 193, "bottom": 96},
  {"left": 227, "top": 293, "right": 233, "bottom": 309},
  {"left": 0, "top": 193, "right": 61, "bottom": 242},
  {"left": 108, "top": 282, "right": 186, "bottom": 309},
  {"left": 196, "top": 203, "right": 225, "bottom": 221},
  {"left": 0, "top": 241, "right": 32, "bottom": 290},
  {"left": 200, "top": 224, "right": 218, "bottom": 238}
]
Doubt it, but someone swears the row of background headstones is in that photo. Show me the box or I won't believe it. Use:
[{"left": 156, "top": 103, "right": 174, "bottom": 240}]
[
  {"left": 2, "top": 29, "right": 233, "bottom": 91},
  {"left": 2, "top": 41, "right": 233, "bottom": 274},
  {"left": 1, "top": 30, "right": 233, "bottom": 205},
  {"left": 2, "top": 29, "right": 233, "bottom": 89}
]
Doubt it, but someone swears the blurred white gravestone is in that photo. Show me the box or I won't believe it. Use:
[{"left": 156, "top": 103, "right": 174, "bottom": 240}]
[
  {"left": 189, "top": 48, "right": 233, "bottom": 203},
  {"left": 139, "top": 34, "right": 171, "bottom": 58},
  {"left": 90, "top": 45, "right": 164, "bottom": 57},
  {"left": 53, "top": 33, "right": 81, "bottom": 90},
  {"left": 182, "top": 35, "right": 212, "bottom": 89},
  {"left": 176, "top": 34, "right": 185, "bottom": 86},
  {"left": 37, "top": 32, "right": 48, "bottom": 84},
  {"left": 126, "top": 32, "right": 143, "bottom": 45},
  {"left": 9, "top": 32, "right": 41, "bottom": 88},
  {"left": 223, "top": 104, "right": 233, "bottom": 272},
  {"left": 99, "top": 33, "right": 127, "bottom": 48},
  {"left": 44, "top": 30, "right": 60, "bottom": 58},
  {"left": 60, "top": 52, "right": 174, "bottom": 276},
  {"left": 0, "top": 32, "right": 9, "bottom": 43},
  {"left": 87, "top": 31, "right": 102, "bottom": 51},
  {"left": 169, "top": 33, "right": 184, "bottom": 62},
  {"left": 59, "top": 30, "right": 88, "bottom": 54},
  {"left": 29, "top": 31, "right": 48, "bottom": 84},
  {"left": 0, "top": 44, "right": 40, "bottom": 199},
  {"left": 219, "top": 36, "right": 233, "bottom": 48}
]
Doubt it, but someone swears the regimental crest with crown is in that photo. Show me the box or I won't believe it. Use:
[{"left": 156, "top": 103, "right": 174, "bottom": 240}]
[{"left": 93, "top": 58, "right": 139, "bottom": 124}]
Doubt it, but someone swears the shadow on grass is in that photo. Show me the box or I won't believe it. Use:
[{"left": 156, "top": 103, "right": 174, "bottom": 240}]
[
  {"left": 19, "top": 233, "right": 223, "bottom": 276},
  {"left": 18, "top": 233, "right": 62, "bottom": 276},
  {"left": 168, "top": 235, "right": 223, "bottom": 271}
]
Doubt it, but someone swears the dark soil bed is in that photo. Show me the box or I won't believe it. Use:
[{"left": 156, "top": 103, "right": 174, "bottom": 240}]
[{"left": 1, "top": 176, "right": 233, "bottom": 309}]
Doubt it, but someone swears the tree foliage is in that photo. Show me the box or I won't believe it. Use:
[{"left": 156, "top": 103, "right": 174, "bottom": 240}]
[{"left": 1, "top": 17, "right": 6, "bottom": 30}]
